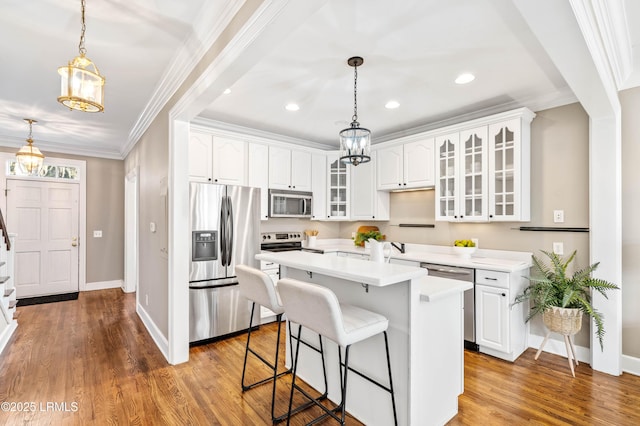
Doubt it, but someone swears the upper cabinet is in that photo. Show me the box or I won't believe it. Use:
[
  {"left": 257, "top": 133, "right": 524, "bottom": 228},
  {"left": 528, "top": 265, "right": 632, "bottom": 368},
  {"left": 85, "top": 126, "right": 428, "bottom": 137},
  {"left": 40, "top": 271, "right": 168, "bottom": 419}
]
[
  {"left": 311, "top": 153, "right": 327, "bottom": 220},
  {"left": 188, "top": 131, "right": 246, "bottom": 185},
  {"left": 435, "top": 108, "right": 535, "bottom": 222},
  {"left": 326, "top": 152, "right": 349, "bottom": 219},
  {"left": 376, "top": 139, "right": 435, "bottom": 190},
  {"left": 268, "top": 146, "right": 312, "bottom": 191},
  {"left": 351, "top": 151, "right": 389, "bottom": 221},
  {"left": 248, "top": 142, "right": 270, "bottom": 220}
]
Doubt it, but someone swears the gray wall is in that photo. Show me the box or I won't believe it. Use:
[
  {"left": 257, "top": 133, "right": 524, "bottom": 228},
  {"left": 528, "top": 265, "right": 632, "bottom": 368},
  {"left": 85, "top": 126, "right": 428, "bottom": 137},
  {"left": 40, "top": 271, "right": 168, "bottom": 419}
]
[{"left": 0, "top": 147, "right": 124, "bottom": 284}]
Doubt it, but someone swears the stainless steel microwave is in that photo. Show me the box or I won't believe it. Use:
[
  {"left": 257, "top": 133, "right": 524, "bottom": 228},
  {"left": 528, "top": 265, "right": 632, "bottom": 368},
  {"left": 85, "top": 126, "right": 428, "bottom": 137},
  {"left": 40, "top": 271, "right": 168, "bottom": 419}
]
[{"left": 269, "top": 189, "right": 312, "bottom": 218}]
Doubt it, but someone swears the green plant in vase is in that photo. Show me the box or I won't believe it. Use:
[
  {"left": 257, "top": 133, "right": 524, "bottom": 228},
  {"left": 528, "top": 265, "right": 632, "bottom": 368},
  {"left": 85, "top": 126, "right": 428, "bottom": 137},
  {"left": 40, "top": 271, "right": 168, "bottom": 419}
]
[{"left": 353, "top": 230, "right": 384, "bottom": 247}]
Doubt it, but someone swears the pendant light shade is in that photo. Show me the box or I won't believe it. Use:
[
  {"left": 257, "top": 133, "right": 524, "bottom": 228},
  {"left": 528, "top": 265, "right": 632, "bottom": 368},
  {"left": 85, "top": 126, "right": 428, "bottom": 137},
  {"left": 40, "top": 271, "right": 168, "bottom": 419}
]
[
  {"left": 58, "top": 0, "right": 105, "bottom": 112},
  {"left": 340, "top": 56, "right": 371, "bottom": 166},
  {"left": 16, "top": 119, "right": 45, "bottom": 176}
]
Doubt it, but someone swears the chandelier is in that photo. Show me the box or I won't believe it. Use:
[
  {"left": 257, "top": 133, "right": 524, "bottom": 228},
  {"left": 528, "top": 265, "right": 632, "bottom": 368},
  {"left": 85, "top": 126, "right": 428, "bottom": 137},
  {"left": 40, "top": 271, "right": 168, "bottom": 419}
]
[
  {"left": 339, "top": 56, "right": 371, "bottom": 166},
  {"left": 16, "top": 119, "right": 45, "bottom": 176},
  {"left": 58, "top": 0, "right": 105, "bottom": 112}
]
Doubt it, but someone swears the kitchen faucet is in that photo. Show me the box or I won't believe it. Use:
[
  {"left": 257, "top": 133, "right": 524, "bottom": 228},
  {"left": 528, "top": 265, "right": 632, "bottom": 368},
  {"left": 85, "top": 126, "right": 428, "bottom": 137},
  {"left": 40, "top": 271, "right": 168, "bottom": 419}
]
[{"left": 390, "top": 242, "right": 405, "bottom": 254}]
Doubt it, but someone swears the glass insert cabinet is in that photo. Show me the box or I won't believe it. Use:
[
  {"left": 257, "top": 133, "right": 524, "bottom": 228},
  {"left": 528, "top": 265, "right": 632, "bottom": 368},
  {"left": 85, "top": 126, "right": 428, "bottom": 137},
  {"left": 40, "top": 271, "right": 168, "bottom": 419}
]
[
  {"left": 435, "top": 109, "right": 534, "bottom": 222},
  {"left": 327, "top": 154, "right": 349, "bottom": 219}
]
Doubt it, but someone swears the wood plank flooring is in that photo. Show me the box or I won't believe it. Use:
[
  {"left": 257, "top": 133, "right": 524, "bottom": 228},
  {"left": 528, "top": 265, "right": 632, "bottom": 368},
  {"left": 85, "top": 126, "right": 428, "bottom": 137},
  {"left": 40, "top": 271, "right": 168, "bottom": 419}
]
[{"left": 0, "top": 289, "right": 638, "bottom": 425}]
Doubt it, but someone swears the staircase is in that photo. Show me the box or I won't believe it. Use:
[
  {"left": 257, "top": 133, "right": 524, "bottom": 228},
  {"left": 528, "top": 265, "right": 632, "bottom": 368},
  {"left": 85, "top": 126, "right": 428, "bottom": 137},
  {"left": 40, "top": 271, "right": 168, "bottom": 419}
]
[{"left": 0, "top": 208, "right": 16, "bottom": 355}]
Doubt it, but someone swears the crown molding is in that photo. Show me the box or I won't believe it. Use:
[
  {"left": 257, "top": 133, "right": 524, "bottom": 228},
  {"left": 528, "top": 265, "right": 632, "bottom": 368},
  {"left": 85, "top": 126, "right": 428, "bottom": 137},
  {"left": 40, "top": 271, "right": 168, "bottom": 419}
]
[
  {"left": 590, "top": 0, "right": 632, "bottom": 89},
  {"left": 121, "top": 0, "right": 245, "bottom": 158},
  {"left": 0, "top": 135, "right": 123, "bottom": 160}
]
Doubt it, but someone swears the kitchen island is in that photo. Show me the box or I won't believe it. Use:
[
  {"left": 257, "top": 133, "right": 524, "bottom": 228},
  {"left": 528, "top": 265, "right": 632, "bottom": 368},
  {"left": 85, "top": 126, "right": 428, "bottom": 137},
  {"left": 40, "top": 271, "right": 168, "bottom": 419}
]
[{"left": 255, "top": 251, "right": 472, "bottom": 426}]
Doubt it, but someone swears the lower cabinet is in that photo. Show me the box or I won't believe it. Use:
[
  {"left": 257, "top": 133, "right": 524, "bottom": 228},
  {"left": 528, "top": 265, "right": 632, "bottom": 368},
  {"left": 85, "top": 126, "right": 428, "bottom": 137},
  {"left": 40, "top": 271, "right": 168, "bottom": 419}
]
[{"left": 475, "top": 268, "right": 528, "bottom": 362}]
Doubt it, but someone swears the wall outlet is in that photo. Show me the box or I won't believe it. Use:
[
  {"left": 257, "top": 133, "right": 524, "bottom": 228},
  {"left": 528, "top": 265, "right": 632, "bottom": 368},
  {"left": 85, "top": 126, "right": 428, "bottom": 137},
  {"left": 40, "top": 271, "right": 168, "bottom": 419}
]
[
  {"left": 93, "top": 230, "right": 102, "bottom": 238},
  {"left": 553, "top": 210, "right": 564, "bottom": 223},
  {"left": 471, "top": 238, "right": 479, "bottom": 248},
  {"left": 553, "top": 242, "right": 564, "bottom": 255},
  {"left": 351, "top": 231, "right": 356, "bottom": 239},
  {"left": 145, "top": 294, "right": 149, "bottom": 306}
]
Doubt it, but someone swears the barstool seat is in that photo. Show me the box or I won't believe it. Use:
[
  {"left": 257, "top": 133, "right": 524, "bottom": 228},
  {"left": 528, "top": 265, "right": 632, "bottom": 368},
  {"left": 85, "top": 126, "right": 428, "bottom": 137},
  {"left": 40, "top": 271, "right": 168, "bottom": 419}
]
[
  {"left": 236, "top": 265, "right": 328, "bottom": 423},
  {"left": 278, "top": 278, "right": 397, "bottom": 426}
]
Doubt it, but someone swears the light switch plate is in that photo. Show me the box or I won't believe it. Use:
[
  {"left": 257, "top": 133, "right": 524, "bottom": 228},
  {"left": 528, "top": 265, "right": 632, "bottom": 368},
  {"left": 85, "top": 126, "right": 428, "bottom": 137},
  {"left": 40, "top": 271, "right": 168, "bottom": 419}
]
[
  {"left": 150, "top": 222, "right": 157, "bottom": 233},
  {"left": 553, "top": 210, "right": 564, "bottom": 223},
  {"left": 93, "top": 230, "right": 102, "bottom": 238},
  {"left": 553, "top": 242, "right": 564, "bottom": 255}
]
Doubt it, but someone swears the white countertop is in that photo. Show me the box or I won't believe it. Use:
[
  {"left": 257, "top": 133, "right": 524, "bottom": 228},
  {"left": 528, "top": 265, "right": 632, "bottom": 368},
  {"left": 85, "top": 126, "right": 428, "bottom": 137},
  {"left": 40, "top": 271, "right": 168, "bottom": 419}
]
[
  {"left": 303, "top": 240, "right": 532, "bottom": 272},
  {"left": 256, "top": 250, "right": 427, "bottom": 287}
]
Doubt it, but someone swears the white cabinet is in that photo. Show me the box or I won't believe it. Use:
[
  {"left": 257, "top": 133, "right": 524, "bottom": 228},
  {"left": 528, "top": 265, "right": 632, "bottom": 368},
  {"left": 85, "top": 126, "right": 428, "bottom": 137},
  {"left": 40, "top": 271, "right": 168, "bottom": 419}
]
[
  {"left": 475, "top": 284, "right": 510, "bottom": 353},
  {"left": 488, "top": 118, "right": 530, "bottom": 221},
  {"left": 326, "top": 153, "right": 349, "bottom": 219},
  {"left": 188, "top": 131, "right": 246, "bottom": 185},
  {"left": 248, "top": 143, "right": 269, "bottom": 220},
  {"left": 188, "top": 131, "right": 213, "bottom": 182},
  {"left": 350, "top": 151, "right": 389, "bottom": 220},
  {"left": 475, "top": 268, "right": 529, "bottom": 362},
  {"left": 311, "top": 153, "right": 327, "bottom": 220},
  {"left": 435, "top": 108, "right": 534, "bottom": 222},
  {"left": 376, "top": 139, "right": 435, "bottom": 190},
  {"left": 268, "top": 146, "right": 312, "bottom": 191}
]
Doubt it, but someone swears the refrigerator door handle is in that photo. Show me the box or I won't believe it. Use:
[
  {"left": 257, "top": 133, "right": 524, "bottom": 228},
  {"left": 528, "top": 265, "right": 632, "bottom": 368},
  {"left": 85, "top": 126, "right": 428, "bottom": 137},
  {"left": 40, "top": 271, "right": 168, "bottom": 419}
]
[
  {"left": 226, "top": 195, "right": 234, "bottom": 267},
  {"left": 220, "top": 196, "right": 227, "bottom": 266}
]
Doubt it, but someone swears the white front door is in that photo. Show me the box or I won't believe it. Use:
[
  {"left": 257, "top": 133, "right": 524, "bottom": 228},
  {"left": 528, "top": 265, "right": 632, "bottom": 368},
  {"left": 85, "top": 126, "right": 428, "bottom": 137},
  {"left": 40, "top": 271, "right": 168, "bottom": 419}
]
[{"left": 7, "top": 179, "right": 80, "bottom": 298}]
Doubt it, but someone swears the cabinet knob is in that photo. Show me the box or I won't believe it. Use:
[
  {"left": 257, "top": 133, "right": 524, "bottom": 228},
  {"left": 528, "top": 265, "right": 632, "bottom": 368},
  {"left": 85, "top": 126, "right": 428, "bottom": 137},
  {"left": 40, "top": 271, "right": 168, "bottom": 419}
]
[
  {"left": 372, "top": 216, "right": 375, "bottom": 219},
  {"left": 489, "top": 214, "right": 494, "bottom": 218},
  {"left": 454, "top": 215, "right": 458, "bottom": 219},
  {"left": 403, "top": 183, "right": 407, "bottom": 186},
  {"left": 208, "top": 178, "right": 212, "bottom": 182},
  {"left": 288, "top": 185, "right": 292, "bottom": 188},
  {"left": 398, "top": 183, "right": 402, "bottom": 186},
  {"left": 214, "top": 178, "right": 218, "bottom": 182},
  {"left": 501, "top": 293, "right": 506, "bottom": 297}
]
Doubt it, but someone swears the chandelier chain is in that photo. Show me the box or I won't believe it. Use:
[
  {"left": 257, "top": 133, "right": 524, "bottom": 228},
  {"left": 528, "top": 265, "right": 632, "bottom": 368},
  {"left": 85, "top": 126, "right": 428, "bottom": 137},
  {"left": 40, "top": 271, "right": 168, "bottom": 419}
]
[
  {"left": 78, "top": 0, "right": 87, "bottom": 56},
  {"left": 352, "top": 65, "right": 359, "bottom": 123}
]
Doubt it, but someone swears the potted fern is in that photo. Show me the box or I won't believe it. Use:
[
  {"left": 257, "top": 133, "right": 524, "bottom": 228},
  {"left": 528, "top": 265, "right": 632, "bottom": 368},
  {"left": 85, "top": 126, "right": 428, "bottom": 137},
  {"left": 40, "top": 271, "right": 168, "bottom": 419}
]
[{"left": 514, "top": 250, "right": 619, "bottom": 350}]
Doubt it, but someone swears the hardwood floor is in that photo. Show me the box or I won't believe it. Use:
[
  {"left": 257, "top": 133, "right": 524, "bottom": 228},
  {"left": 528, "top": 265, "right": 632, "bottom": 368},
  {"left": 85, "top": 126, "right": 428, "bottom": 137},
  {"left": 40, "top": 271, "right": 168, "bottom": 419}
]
[{"left": 0, "top": 289, "right": 638, "bottom": 425}]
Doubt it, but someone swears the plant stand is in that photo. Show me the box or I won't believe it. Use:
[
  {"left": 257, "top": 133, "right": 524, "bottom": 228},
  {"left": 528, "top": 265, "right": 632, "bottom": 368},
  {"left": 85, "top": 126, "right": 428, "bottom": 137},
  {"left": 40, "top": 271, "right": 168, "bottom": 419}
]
[
  {"left": 535, "top": 331, "right": 579, "bottom": 377},
  {"left": 535, "top": 307, "right": 583, "bottom": 377}
]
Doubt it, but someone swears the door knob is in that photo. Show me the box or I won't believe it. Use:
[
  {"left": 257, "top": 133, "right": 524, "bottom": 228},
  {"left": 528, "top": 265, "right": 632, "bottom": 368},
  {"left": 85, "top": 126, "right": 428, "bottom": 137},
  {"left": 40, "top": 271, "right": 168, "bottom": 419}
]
[{"left": 72, "top": 237, "right": 78, "bottom": 247}]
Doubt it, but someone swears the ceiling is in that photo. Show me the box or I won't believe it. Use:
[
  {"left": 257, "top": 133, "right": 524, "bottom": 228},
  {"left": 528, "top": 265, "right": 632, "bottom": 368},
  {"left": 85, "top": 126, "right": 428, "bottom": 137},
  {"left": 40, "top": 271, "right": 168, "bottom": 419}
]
[{"left": 2, "top": 0, "right": 640, "bottom": 159}]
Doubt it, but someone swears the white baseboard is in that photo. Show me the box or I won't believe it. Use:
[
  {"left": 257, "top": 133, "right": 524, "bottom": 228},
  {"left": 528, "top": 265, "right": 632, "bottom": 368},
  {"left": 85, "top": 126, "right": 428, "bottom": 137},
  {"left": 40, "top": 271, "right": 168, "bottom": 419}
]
[
  {"left": 83, "top": 280, "right": 123, "bottom": 292},
  {"left": 0, "top": 320, "right": 17, "bottom": 356},
  {"left": 528, "top": 333, "right": 590, "bottom": 363},
  {"left": 136, "top": 303, "right": 169, "bottom": 362},
  {"left": 622, "top": 354, "right": 640, "bottom": 376}
]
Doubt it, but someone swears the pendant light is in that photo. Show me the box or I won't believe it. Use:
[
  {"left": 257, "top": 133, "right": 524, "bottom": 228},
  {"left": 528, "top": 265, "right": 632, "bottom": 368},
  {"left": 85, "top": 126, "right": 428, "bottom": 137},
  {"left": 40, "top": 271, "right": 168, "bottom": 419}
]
[
  {"left": 58, "top": 0, "right": 105, "bottom": 112},
  {"left": 339, "top": 56, "right": 371, "bottom": 166},
  {"left": 16, "top": 119, "right": 45, "bottom": 176}
]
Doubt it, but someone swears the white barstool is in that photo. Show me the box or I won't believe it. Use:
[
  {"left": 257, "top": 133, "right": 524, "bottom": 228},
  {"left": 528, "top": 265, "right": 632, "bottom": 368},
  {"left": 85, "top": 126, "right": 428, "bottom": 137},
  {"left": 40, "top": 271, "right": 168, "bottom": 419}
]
[
  {"left": 278, "top": 278, "right": 398, "bottom": 426},
  {"left": 236, "top": 265, "right": 328, "bottom": 423}
]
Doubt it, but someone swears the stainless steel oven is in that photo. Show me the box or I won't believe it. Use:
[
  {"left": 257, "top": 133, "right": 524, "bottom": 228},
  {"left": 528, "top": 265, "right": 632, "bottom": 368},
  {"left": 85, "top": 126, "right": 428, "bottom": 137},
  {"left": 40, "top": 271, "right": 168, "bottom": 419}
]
[{"left": 269, "top": 190, "right": 312, "bottom": 218}]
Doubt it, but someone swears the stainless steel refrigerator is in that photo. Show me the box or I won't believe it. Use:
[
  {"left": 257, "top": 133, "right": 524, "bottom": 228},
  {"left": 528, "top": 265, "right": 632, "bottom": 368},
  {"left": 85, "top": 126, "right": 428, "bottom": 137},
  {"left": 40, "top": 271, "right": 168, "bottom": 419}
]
[{"left": 189, "top": 182, "right": 260, "bottom": 343}]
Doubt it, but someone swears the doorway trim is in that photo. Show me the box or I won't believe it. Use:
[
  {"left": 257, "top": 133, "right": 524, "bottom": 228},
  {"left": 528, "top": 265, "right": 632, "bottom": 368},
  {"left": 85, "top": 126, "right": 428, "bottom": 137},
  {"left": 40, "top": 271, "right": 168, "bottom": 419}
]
[
  {"left": 0, "top": 153, "right": 87, "bottom": 292},
  {"left": 124, "top": 167, "right": 139, "bottom": 295}
]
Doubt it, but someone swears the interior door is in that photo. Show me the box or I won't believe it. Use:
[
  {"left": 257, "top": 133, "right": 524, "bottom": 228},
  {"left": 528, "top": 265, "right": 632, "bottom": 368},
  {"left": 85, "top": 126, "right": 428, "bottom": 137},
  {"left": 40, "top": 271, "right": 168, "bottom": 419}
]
[{"left": 7, "top": 179, "right": 80, "bottom": 298}]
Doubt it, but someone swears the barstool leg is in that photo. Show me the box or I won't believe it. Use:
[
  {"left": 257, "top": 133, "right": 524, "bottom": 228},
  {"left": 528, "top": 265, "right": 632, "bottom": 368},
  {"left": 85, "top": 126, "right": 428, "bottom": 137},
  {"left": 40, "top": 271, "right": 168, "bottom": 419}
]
[
  {"left": 383, "top": 331, "right": 398, "bottom": 426},
  {"left": 286, "top": 324, "right": 303, "bottom": 426},
  {"left": 340, "top": 345, "right": 351, "bottom": 425},
  {"left": 241, "top": 302, "right": 257, "bottom": 390}
]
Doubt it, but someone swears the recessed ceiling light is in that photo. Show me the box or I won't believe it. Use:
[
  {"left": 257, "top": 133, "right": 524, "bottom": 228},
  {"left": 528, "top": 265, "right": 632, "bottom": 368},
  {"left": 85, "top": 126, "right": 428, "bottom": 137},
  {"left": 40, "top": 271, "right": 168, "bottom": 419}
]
[
  {"left": 455, "top": 73, "right": 475, "bottom": 84},
  {"left": 285, "top": 103, "right": 300, "bottom": 111},
  {"left": 385, "top": 100, "right": 400, "bottom": 109},
  {"left": 223, "top": 88, "right": 231, "bottom": 95}
]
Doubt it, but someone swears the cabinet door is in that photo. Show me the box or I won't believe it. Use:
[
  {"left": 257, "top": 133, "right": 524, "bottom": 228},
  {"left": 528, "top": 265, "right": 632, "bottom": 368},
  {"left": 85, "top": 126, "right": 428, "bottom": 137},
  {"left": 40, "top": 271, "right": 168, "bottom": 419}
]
[
  {"left": 376, "top": 145, "right": 403, "bottom": 190},
  {"left": 291, "top": 150, "right": 312, "bottom": 191},
  {"left": 188, "top": 131, "right": 213, "bottom": 182},
  {"left": 475, "top": 284, "right": 510, "bottom": 353},
  {"left": 489, "top": 118, "right": 527, "bottom": 221},
  {"left": 268, "top": 146, "right": 292, "bottom": 189},
  {"left": 248, "top": 143, "right": 269, "bottom": 220},
  {"left": 459, "top": 127, "right": 488, "bottom": 221},
  {"left": 434, "top": 133, "right": 460, "bottom": 220},
  {"left": 350, "top": 160, "right": 376, "bottom": 220},
  {"left": 212, "top": 137, "right": 246, "bottom": 185},
  {"left": 404, "top": 139, "right": 435, "bottom": 188},
  {"left": 326, "top": 153, "right": 349, "bottom": 219},
  {"left": 311, "top": 153, "right": 327, "bottom": 220}
]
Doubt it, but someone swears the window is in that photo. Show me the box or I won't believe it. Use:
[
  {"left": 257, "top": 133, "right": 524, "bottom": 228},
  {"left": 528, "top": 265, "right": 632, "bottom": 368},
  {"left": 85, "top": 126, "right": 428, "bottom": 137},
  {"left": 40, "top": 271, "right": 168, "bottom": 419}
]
[{"left": 7, "top": 161, "right": 80, "bottom": 180}]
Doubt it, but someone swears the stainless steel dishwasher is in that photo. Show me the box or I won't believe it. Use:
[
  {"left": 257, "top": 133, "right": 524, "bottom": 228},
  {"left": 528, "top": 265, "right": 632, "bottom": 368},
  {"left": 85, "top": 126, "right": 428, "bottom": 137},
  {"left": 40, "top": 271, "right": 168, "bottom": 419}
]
[{"left": 420, "top": 263, "right": 477, "bottom": 351}]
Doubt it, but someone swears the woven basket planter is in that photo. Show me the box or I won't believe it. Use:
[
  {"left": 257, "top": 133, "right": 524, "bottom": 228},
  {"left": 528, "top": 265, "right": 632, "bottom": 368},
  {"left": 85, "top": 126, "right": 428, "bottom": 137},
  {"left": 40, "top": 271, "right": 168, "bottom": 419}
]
[{"left": 543, "top": 307, "right": 583, "bottom": 335}]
